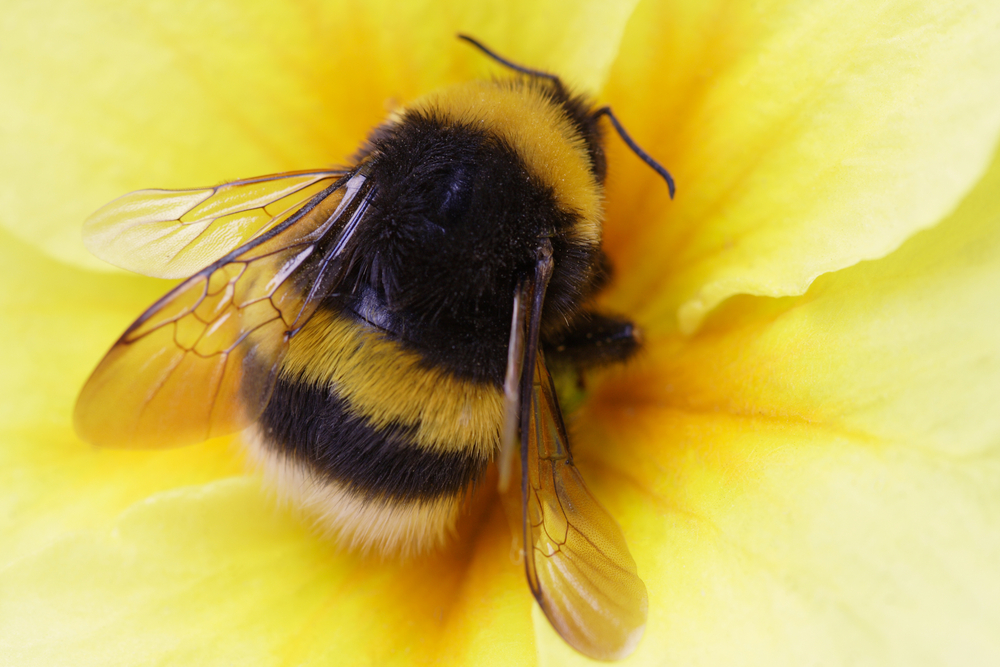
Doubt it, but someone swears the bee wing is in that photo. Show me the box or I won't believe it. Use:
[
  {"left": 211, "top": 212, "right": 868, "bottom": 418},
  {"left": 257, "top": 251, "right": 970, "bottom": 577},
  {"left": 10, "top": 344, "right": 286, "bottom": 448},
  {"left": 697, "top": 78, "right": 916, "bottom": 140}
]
[
  {"left": 83, "top": 169, "right": 348, "bottom": 279},
  {"left": 500, "top": 240, "right": 647, "bottom": 661},
  {"left": 74, "top": 169, "right": 375, "bottom": 449},
  {"left": 522, "top": 352, "right": 648, "bottom": 660}
]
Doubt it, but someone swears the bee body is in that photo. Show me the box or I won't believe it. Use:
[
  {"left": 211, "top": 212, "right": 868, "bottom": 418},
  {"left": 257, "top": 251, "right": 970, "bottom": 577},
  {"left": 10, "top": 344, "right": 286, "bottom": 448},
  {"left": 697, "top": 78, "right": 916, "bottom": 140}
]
[
  {"left": 76, "top": 37, "right": 670, "bottom": 660},
  {"left": 247, "top": 78, "right": 611, "bottom": 552}
]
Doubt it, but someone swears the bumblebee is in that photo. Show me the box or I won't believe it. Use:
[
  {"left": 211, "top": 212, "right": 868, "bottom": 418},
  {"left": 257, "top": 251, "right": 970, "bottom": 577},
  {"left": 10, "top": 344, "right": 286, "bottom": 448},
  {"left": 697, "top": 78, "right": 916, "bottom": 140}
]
[{"left": 74, "top": 36, "right": 674, "bottom": 661}]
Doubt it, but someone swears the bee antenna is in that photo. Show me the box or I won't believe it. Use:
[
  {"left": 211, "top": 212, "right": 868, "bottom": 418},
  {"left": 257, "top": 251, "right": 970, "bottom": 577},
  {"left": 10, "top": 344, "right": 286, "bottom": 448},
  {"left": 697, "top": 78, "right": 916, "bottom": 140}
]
[
  {"left": 457, "top": 34, "right": 564, "bottom": 90},
  {"left": 592, "top": 106, "right": 676, "bottom": 199},
  {"left": 456, "top": 36, "right": 675, "bottom": 199}
]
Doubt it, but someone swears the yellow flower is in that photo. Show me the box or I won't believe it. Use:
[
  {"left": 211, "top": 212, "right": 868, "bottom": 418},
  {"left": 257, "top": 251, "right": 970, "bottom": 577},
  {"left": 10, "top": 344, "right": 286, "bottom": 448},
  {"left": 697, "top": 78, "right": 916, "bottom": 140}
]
[{"left": 2, "top": 0, "right": 1000, "bottom": 664}]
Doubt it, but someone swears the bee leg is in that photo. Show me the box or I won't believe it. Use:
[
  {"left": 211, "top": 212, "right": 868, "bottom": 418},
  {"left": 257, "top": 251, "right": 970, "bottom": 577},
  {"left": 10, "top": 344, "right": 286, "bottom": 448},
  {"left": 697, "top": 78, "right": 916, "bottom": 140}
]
[{"left": 545, "top": 311, "right": 641, "bottom": 372}]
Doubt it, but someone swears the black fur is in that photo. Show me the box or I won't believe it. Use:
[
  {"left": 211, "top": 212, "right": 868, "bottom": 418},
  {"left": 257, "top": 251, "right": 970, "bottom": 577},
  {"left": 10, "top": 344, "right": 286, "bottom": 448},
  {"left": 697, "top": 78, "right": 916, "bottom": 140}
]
[
  {"left": 546, "top": 311, "right": 641, "bottom": 369},
  {"left": 258, "top": 374, "right": 485, "bottom": 502},
  {"left": 329, "top": 106, "right": 602, "bottom": 385}
]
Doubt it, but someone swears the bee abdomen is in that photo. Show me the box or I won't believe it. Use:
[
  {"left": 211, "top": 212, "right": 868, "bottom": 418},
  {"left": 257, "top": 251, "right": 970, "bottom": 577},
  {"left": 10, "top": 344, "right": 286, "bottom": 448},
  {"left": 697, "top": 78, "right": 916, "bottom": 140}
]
[
  {"left": 260, "top": 376, "right": 485, "bottom": 500},
  {"left": 245, "top": 374, "right": 488, "bottom": 555},
  {"left": 241, "top": 308, "right": 504, "bottom": 554}
]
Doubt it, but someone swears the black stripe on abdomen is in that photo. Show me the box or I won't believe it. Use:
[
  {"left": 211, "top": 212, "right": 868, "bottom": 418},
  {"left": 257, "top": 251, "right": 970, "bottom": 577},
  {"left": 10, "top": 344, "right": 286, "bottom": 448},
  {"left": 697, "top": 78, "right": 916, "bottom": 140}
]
[{"left": 257, "top": 374, "right": 486, "bottom": 502}]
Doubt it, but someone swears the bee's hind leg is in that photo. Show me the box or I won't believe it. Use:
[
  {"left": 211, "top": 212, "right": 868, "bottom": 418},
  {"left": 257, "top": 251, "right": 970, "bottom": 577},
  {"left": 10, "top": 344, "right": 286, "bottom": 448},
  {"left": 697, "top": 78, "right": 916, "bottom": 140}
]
[{"left": 544, "top": 311, "right": 641, "bottom": 393}]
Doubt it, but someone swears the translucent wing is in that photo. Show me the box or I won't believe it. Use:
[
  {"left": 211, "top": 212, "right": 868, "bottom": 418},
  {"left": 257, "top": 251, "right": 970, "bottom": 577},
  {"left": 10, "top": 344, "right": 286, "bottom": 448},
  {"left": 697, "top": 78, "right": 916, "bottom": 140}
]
[
  {"left": 83, "top": 169, "right": 347, "bottom": 278},
  {"left": 74, "top": 169, "right": 374, "bottom": 449},
  {"left": 522, "top": 352, "right": 648, "bottom": 660},
  {"left": 501, "top": 241, "right": 648, "bottom": 660}
]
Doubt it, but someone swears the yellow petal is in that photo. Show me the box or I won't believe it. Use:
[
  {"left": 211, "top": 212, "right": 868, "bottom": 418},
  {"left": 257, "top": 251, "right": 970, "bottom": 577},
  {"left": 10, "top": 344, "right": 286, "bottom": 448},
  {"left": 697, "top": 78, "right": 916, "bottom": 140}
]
[
  {"left": 558, "top": 139, "right": 1000, "bottom": 663},
  {"left": 558, "top": 413, "right": 1000, "bottom": 665},
  {"left": 601, "top": 0, "right": 1000, "bottom": 334},
  {"left": 0, "top": 0, "right": 638, "bottom": 272},
  {"left": 0, "top": 477, "right": 537, "bottom": 666},
  {"left": 602, "top": 140, "right": 1000, "bottom": 455},
  {"left": 0, "top": 232, "right": 243, "bottom": 565}
]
